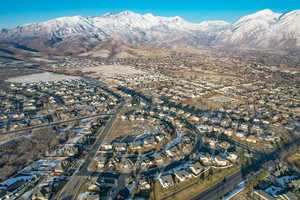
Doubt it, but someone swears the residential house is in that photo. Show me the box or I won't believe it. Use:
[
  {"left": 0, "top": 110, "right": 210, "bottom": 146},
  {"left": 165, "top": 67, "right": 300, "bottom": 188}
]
[
  {"left": 226, "top": 153, "right": 238, "bottom": 163},
  {"left": 114, "top": 143, "right": 127, "bottom": 152},
  {"left": 247, "top": 135, "right": 258, "bottom": 143},
  {"left": 174, "top": 169, "right": 192, "bottom": 182},
  {"left": 159, "top": 175, "right": 174, "bottom": 189},
  {"left": 199, "top": 154, "right": 212, "bottom": 166},
  {"left": 252, "top": 190, "right": 276, "bottom": 200},
  {"left": 189, "top": 162, "right": 205, "bottom": 176},
  {"left": 214, "top": 156, "right": 229, "bottom": 167}
]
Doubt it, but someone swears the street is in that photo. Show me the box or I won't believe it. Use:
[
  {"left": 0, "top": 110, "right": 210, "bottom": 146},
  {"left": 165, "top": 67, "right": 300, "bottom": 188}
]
[{"left": 56, "top": 101, "right": 125, "bottom": 200}]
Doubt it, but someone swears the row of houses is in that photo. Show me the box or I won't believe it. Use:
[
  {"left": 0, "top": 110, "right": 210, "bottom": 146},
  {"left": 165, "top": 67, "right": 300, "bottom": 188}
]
[{"left": 0, "top": 79, "right": 117, "bottom": 133}]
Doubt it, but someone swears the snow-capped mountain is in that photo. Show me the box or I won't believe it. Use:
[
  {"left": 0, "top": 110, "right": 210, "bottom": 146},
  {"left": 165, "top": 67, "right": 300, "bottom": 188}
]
[
  {"left": 214, "top": 9, "right": 300, "bottom": 48},
  {"left": 1, "top": 9, "right": 300, "bottom": 51}
]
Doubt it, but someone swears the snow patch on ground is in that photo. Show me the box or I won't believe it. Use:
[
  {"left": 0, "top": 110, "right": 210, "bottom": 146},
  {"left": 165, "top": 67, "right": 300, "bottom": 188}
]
[
  {"left": 6, "top": 72, "right": 80, "bottom": 83},
  {"left": 265, "top": 186, "right": 283, "bottom": 196},
  {"left": 277, "top": 175, "right": 298, "bottom": 187}
]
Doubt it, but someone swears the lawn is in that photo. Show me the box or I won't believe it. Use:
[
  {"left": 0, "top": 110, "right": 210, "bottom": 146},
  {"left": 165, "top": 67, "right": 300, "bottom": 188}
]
[
  {"left": 288, "top": 152, "right": 300, "bottom": 168},
  {"left": 152, "top": 166, "right": 240, "bottom": 200},
  {"left": 229, "top": 135, "right": 274, "bottom": 152},
  {"left": 107, "top": 120, "right": 153, "bottom": 139},
  {"left": 229, "top": 188, "right": 249, "bottom": 200},
  {"left": 183, "top": 95, "right": 240, "bottom": 110}
]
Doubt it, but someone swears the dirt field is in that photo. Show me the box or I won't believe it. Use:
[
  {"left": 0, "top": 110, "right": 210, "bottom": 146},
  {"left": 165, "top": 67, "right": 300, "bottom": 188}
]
[{"left": 107, "top": 120, "right": 154, "bottom": 139}]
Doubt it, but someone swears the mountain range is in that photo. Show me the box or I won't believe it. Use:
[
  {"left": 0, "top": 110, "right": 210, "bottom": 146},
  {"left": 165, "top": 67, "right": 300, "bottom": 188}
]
[{"left": 1, "top": 9, "right": 300, "bottom": 54}]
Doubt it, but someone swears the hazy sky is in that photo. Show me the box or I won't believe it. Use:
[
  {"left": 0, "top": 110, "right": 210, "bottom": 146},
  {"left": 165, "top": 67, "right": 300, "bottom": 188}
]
[{"left": 1, "top": 0, "right": 299, "bottom": 28}]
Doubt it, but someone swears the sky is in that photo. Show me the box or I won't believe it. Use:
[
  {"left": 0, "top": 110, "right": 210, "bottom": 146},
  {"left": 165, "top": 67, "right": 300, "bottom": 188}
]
[{"left": 0, "top": 0, "right": 299, "bottom": 28}]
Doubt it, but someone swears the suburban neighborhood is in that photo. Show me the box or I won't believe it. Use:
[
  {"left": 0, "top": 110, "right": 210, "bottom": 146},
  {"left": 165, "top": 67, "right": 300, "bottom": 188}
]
[{"left": 0, "top": 51, "right": 299, "bottom": 200}]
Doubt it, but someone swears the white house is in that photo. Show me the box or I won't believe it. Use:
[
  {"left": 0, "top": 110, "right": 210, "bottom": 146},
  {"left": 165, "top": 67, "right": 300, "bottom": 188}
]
[
  {"left": 159, "top": 175, "right": 174, "bottom": 188},
  {"left": 174, "top": 169, "right": 192, "bottom": 182}
]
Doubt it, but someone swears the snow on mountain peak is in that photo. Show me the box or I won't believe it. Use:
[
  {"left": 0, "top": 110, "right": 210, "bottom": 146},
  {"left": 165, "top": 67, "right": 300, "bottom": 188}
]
[
  {"left": 45, "top": 16, "right": 85, "bottom": 24},
  {"left": 112, "top": 10, "right": 141, "bottom": 18},
  {"left": 102, "top": 12, "right": 113, "bottom": 17},
  {"left": 143, "top": 13, "right": 154, "bottom": 18},
  {"left": 235, "top": 9, "right": 282, "bottom": 25},
  {"left": 255, "top": 9, "right": 276, "bottom": 15},
  {"left": 119, "top": 10, "right": 137, "bottom": 15},
  {"left": 199, "top": 20, "right": 231, "bottom": 27},
  {"left": 1, "top": 9, "right": 300, "bottom": 50},
  {"left": 278, "top": 9, "right": 300, "bottom": 20},
  {"left": 171, "top": 16, "right": 183, "bottom": 20}
]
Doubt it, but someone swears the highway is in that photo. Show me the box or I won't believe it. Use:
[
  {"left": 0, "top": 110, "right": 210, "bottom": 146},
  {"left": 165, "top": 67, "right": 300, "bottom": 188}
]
[{"left": 56, "top": 101, "right": 125, "bottom": 200}]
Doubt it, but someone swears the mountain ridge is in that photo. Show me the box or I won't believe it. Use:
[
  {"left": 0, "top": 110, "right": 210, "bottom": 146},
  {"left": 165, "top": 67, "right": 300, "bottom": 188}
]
[{"left": 1, "top": 9, "right": 300, "bottom": 52}]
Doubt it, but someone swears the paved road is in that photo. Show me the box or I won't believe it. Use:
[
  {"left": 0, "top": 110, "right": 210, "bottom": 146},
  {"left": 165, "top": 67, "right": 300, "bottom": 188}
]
[
  {"left": 109, "top": 173, "right": 128, "bottom": 200},
  {"left": 57, "top": 101, "right": 125, "bottom": 200},
  {"left": 77, "top": 103, "right": 123, "bottom": 176},
  {"left": 1, "top": 113, "right": 114, "bottom": 135}
]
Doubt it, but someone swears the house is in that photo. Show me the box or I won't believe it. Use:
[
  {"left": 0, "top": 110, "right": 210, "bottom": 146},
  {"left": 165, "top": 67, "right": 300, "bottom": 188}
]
[
  {"left": 204, "top": 138, "right": 217, "bottom": 149},
  {"left": 130, "top": 142, "right": 142, "bottom": 151},
  {"left": 32, "top": 185, "right": 51, "bottom": 200},
  {"left": 120, "top": 115, "right": 127, "bottom": 120},
  {"left": 199, "top": 154, "right": 211, "bottom": 166},
  {"left": 189, "top": 162, "right": 204, "bottom": 176},
  {"left": 218, "top": 141, "right": 230, "bottom": 150},
  {"left": 236, "top": 131, "right": 246, "bottom": 140},
  {"left": 97, "top": 172, "right": 120, "bottom": 187},
  {"left": 198, "top": 124, "right": 208, "bottom": 132},
  {"left": 139, "top": 179, "right": 151, "bottom": 190},
  {"left": 174, "top": 169, "right": 192, "bottom": 182},
  {"left": 143, "top": 137, "right": 156, "bottom": 147},
  {"left": 114, "top": 143, "right": 127, "bottom": 152},
  {"left": 119, "top": 159, "right": 134, "bottom": 170},
  {"left": 214, "top": 156, "right": 229, "bottom": 167},
  {"left": 173, "top": 120, "right": 182, "bottom": 127},
  {"left": 240, "top": 123, "right": 248, "bottom": 131},
  {"left": 189, "top": 116, "right": 200, "bottom": 122},
  {"left": 96, "top": 156, "right": 107, "bottom": 168},
  {"left": 154, "top": 154, "right": 164, "bottom": 165},
  {"left": 253, "top": 190, "right": 276, "bottom": 200},
  {"left": 155, "top": 134, "right": 164, "bottom": 142},
  {"left": 166, "top": 146, "right": 178, "bottom": 158},
  {"left": 278, "top": 192, "right": 298, "bottom": 200},
  {"left": 291, "top": 179, "right": 300, "bottom": 189},
  {"left": 101, "top": 144, "right": 113, "bottom": 151},
  {"left": 54, "top": 162, "right": 64, "bottom": 173},
  {"left": 226, "top": 153, "right": 238, "bottom": 163},
  {"left": 141, "top": 158, "right": 152, "bottom": 167},
  {"left": 85, "top": 193, "right": 100, "bottom": 200},
  {"left": 264, "top": 136, "right": 280, "bottom": 142},
  {"left": 247, "top": 135, "right": 257, "bottom": 143},
  {"left": 213, "top": 126, "right": 222, "bottom": 133},
  {"left": 159, "top": 175, "right": 174, "bottom": 188},
  {"left": 0, "top": 176, "right": 36, "bottom": 192}
]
